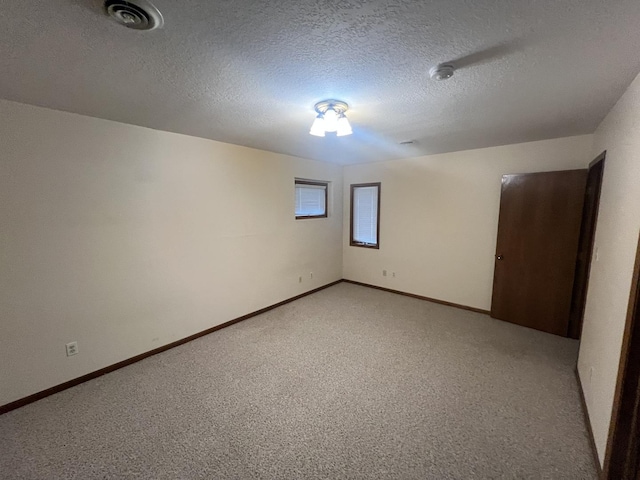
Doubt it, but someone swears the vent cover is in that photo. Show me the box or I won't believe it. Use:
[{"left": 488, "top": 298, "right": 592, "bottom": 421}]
[{"left": 104, "top": 0, "right": 164, "bottom": 31}]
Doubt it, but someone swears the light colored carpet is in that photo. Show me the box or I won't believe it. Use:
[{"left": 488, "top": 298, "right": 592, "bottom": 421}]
[{"left": 0, "top": 282, "right": 596, "bottom": 479}]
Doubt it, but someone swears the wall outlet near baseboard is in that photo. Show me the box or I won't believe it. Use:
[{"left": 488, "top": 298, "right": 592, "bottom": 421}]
[
  {"left": 392, "top": 272, "right": 396, "bottom": 278},
  {"left": 65, "top": 341, "right": 79, "bottom": 357},
  {"left": 299, "top": 276, "right": 302, "bottom": 283},
  {"left": 383, "top": 270, "right": 387, "bottom": 276},
  {"left": 310, "top": 272, "right": 313, "bottom": 279}
]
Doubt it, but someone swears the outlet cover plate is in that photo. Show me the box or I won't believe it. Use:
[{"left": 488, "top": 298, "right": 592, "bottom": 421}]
[{"left": 66, "top": 341, "right": 78, "bottom": 357}]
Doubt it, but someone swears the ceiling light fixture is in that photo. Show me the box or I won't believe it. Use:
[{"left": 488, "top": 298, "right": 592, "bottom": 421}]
[{"left": 309, "top": 100, "right": 352, "bottom": 137}]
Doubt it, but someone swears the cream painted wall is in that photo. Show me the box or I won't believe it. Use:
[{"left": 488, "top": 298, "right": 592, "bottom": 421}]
[
  {"left": 342, "top": 135, "right": 594, "bottom": 310},
  {"left": 0, "top": 99, "right": 343, "bottom": 406},
  {"left": 577, "top": 72, "right": 640, "bottom": 464}
]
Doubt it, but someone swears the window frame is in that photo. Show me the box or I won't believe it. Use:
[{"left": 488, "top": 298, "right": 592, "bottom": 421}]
[
  {"left": 350, "top": 182, "right": 381, "bottom": 249},
  {"left": 295, "top": 179, "right": 329, "bottom": 220}
]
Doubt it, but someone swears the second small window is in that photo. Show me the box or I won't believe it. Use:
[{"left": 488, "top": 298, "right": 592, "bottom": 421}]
[
  {"left": 350, "top": 183, "right": 381, "bottom": 248},
  {"left": 295, "top": 180, "right": 328, "bottom": 219}
]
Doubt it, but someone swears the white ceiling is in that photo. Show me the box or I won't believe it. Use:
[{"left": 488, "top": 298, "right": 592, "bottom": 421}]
[{"left": 1, "top": 0, "right": 639, "bottom": 165}]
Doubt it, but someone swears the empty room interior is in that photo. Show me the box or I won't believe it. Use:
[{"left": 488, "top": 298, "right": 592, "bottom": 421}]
[{"left": 2, "top": 0, "right": 640, "bottom": 478}]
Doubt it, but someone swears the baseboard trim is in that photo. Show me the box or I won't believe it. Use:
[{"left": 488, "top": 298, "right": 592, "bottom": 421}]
[
  {"left": 342, "top": 279, "right": 490, "bottom": 315},
  {"left": 575, "top": 367, "right": 604, "bottom": 479},
  {"left": 0, "top": 280, "right": 343, "bottom": 416}
]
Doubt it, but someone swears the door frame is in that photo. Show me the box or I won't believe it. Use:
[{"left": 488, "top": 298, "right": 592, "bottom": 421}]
[
  {"left": 603, "top": 231, "right": 640, "bottom": 478},
  {"left": 568, "top": 152, "right": 606, "bottom": 339}
]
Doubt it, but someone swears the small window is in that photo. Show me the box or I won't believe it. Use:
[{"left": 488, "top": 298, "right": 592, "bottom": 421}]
[
  {"left": 295, "top": 180, "right": 328, "bottom": 219},
  {"left": 350, "top": 183, "right": 381, "bottom": 248}
]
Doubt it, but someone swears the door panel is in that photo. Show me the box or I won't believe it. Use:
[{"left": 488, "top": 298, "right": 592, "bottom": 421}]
[
  {"left": 604, "top": 233, "right": 640, "bottom": 479},
  {"left": 568, "top": 154, "right": 605, "bottom": 339},
  {"left": 491, "top": 170, "right": 587, "bottom": 336}
]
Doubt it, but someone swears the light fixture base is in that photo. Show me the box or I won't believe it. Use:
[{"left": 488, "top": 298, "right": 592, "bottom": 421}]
[{"left": 314, "top": 100, "right": 349, "bottom": 115}]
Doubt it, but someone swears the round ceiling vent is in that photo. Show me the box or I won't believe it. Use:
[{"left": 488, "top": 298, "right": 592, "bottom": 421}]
[
  {"left": 429, "top": 64, "right": 455, "bottom": 81},
  {"left": 104, "top": 0, "right": 164, "bottom": 31}
]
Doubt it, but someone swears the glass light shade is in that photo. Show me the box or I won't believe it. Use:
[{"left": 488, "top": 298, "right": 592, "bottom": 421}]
[
  {"left": 323, "top": 108, "right": 339, "bottom": 132},
  {"left": 309, "top": 115, "right": 326, "bottom": 137},
  {"left": 336, "top": 114, "right": 353, "bottom": 136}
]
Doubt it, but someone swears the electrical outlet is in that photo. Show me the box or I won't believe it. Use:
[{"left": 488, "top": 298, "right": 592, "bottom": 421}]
[
  {"left": 299, "top": 276, "right": 302, "bottom": 283},
  {"left": 310, "top": 272, "right": 313, "bottom": 279},
  {"left": 383, "top": 270, "right": 387, "bottom": 277},
  {"left": 66, "top": 341, "right": 78, "bottom": 357},
  {"left": 392, "top": 272, "right": 396, "bottom": 277}
]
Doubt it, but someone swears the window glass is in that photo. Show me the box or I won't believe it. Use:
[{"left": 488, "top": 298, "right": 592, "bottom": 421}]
[
  {"left": 351, "top": 183, "right": 380, "bottom": 248},
  {"left": 295, "top": 181, "right": 328, "bottom": 218}
]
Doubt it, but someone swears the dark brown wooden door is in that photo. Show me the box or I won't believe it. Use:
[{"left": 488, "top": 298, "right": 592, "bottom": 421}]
[
  {"left": 604, "top": 233, "right": 640, "bottom": 479},
  {"left": 568, "top": 153, "right": 606, "bottom": 339},
  {"left": 491, "top": 170, "right": 587, "bottom": 336}
]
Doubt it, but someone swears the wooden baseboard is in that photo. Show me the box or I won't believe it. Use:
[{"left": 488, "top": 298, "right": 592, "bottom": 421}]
[
  {"left": 575, "top": 367, "right": 604, "bottom": 479},
  {"left": 0, "top": 280, "right": 343, "bottom": 416},
  {"left": 342, "top": 279, "right": 490, "bottom": 314}
]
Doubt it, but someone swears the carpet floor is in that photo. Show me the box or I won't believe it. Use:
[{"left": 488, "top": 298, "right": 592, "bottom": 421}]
[{"left": 0, "top": 282, "right": 597, "bottom": 479}]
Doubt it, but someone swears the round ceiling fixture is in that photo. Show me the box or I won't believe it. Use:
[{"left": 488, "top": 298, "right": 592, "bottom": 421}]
[
  {"left": 104, "top": 0, "right": 164, "bottom": 31},
  {"left": 309, "top": 100, "right": 353, "bottom": 137},
  {"left": 429, "top": 64, "right": 455, "bottom": 81}
]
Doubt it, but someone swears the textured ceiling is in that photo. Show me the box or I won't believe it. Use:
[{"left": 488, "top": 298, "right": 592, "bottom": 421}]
[{"left": 1, "top": 0, "right": 640, "bottom": 165}]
